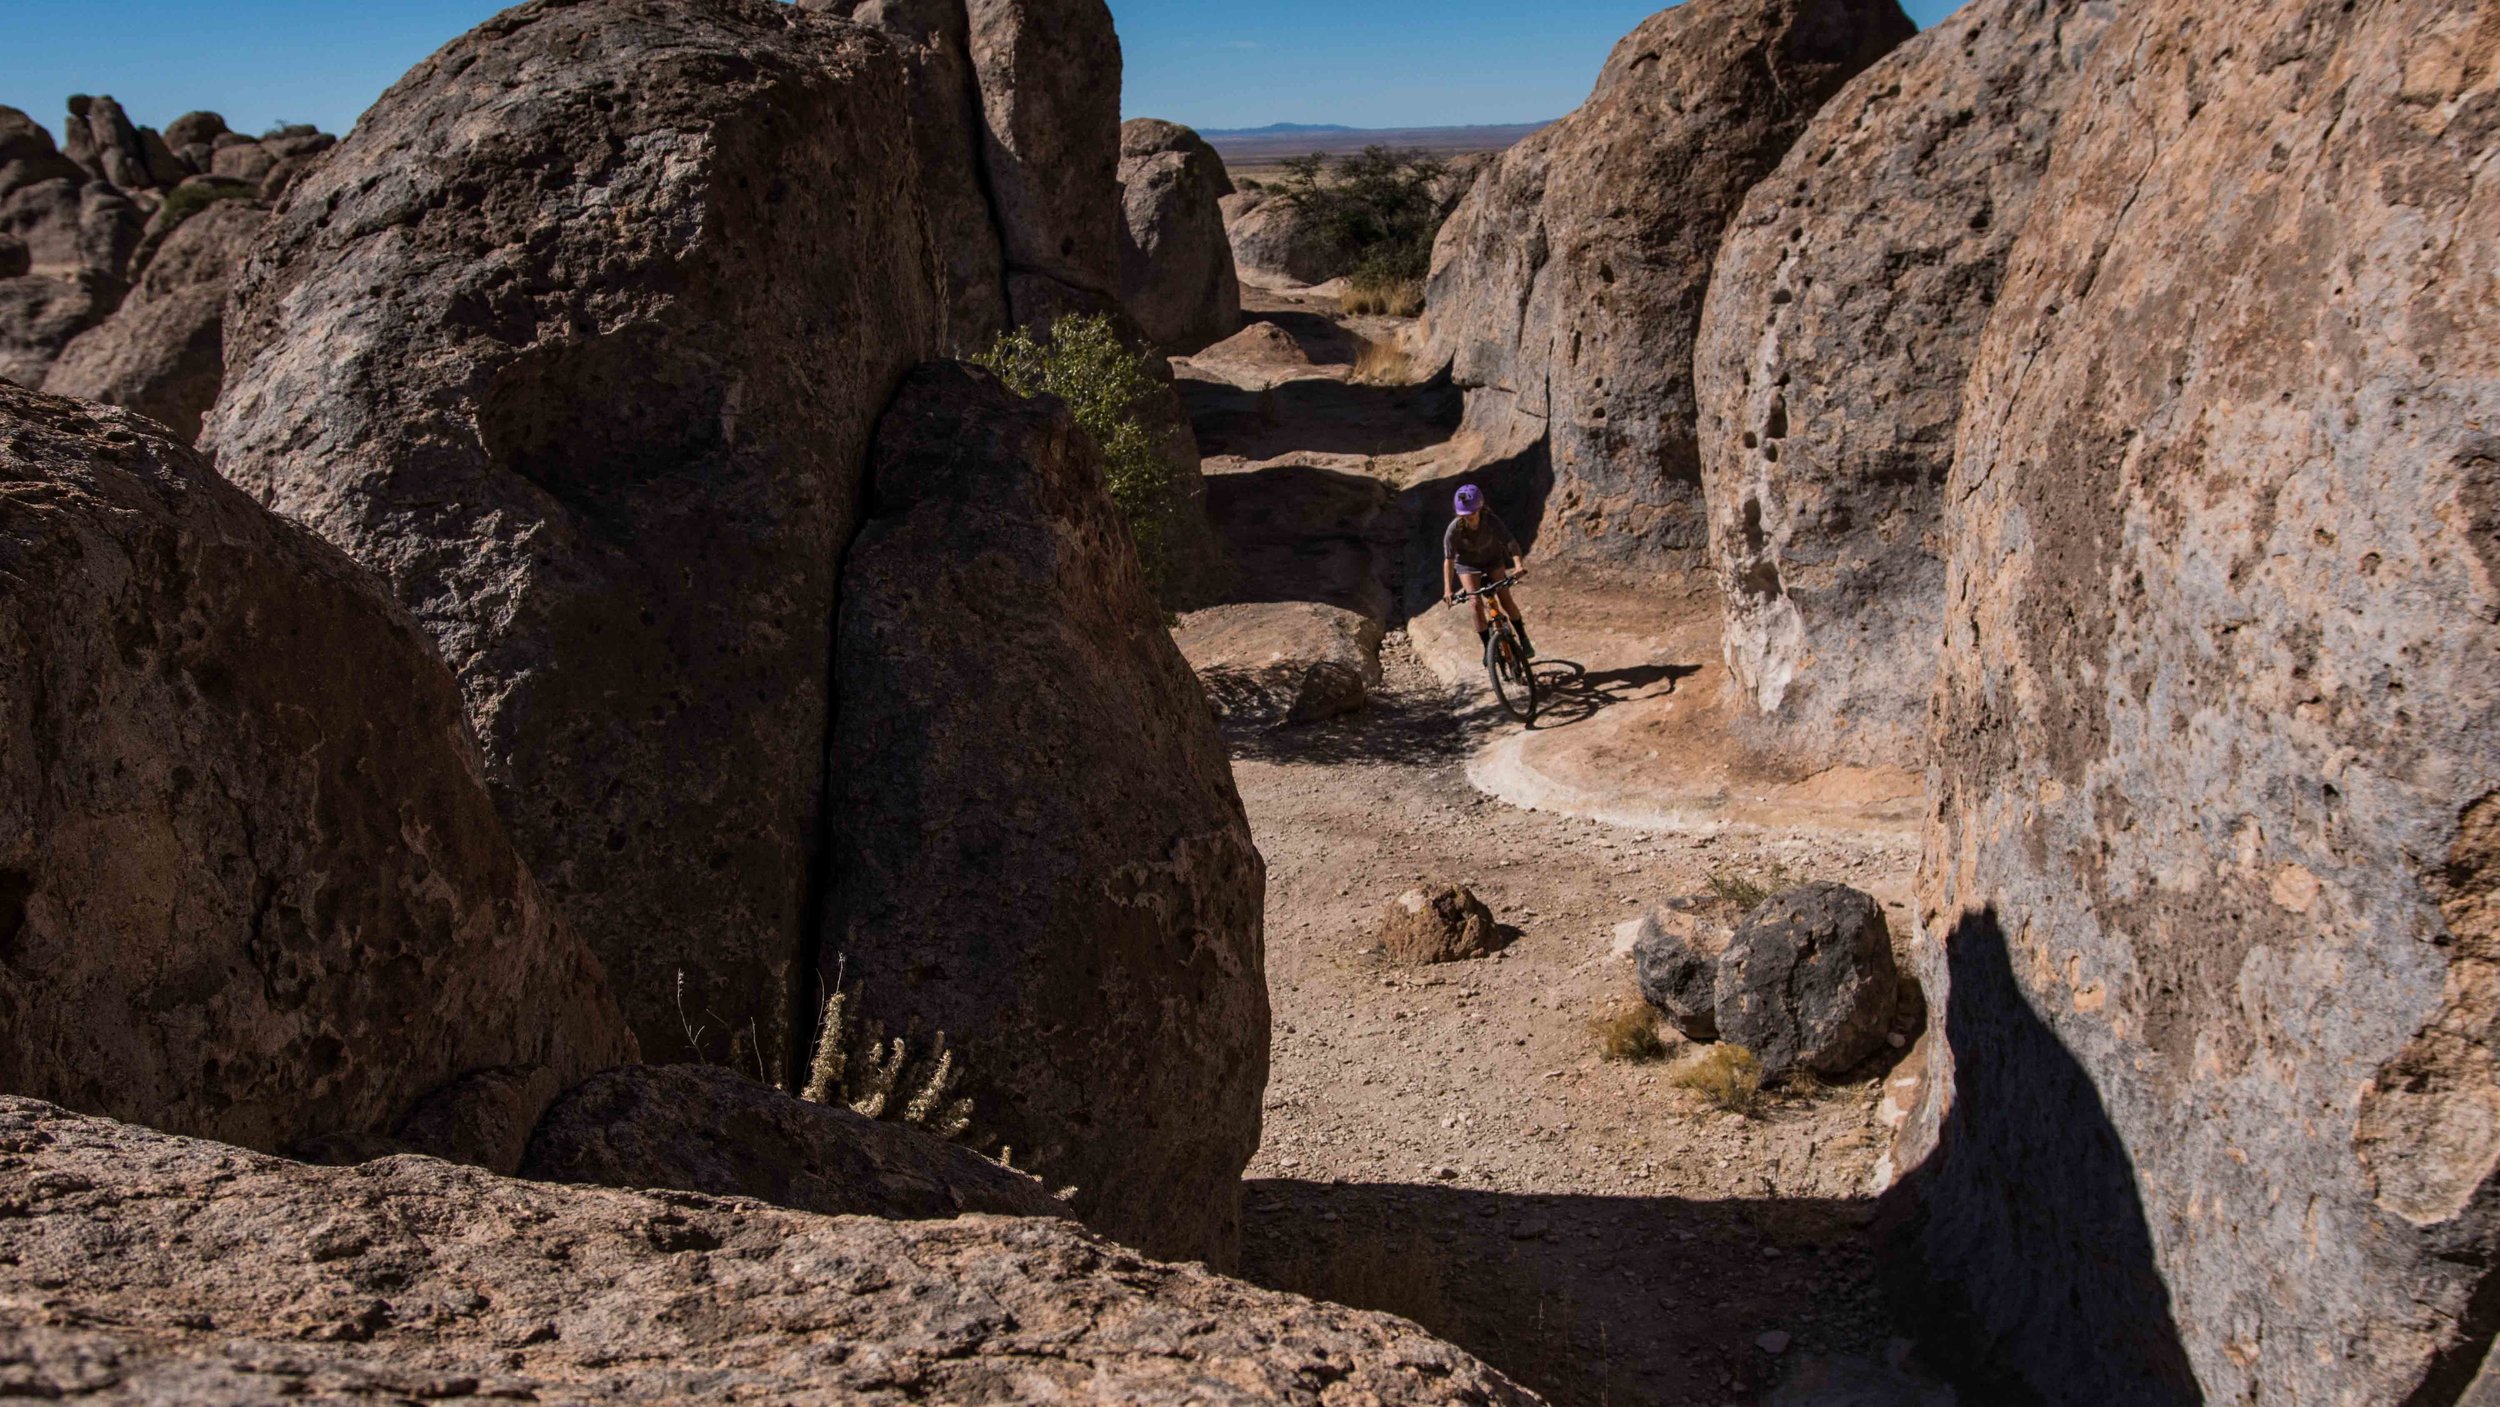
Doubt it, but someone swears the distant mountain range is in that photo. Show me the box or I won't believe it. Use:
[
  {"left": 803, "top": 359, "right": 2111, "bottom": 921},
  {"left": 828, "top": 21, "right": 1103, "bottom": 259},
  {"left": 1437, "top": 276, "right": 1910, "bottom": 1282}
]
[{"left": 1199, "top": 122, "right": 1552, "bottom": 164}]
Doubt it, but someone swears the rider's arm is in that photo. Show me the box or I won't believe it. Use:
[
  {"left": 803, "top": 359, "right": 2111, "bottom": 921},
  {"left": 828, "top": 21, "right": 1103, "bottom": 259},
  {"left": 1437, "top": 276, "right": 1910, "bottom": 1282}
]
[{"left": 1443, "top": 556, "right": 1456, "bottom": 603}]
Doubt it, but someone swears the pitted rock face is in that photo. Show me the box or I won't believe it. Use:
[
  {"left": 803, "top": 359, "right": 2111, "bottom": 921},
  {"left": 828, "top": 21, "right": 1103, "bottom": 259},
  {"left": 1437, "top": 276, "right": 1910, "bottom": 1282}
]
[
  {"left": 1694, "top": 0, "right": 2115, "bottom": 769},
  {"left": 1420, "top": 0, "right": 1914, "bottom": 566},
  {"left": 1908, "top": 0, "right": 2500, "bottom": 1399},
  {"left": 0, "top": 385, "right": 632, "bottom": 1154},
  {"left": 0, "top": 1099, "right": 1543, "bottom": 1406},
  {"left": 45, "top": 200, "right": 263, "bottom": 442},
  {"left": 822, "top": 364, "right": 1269, "bottom": 1268},
  {"left": 205, "top": 0, "right": 952, "bottom": 1072},
  {"left": 1118, "top": 117, "right": 1242, "bottom": 354}
]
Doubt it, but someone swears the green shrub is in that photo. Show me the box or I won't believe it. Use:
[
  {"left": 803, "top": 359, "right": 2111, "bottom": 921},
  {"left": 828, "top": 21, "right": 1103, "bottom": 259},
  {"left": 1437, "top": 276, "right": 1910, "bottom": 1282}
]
[
  {"left": 155, "top": 181, "right": 256, "bottom": 232},
  {"left": 975, "top": 313, "right": 1188, "bottom": 598},
  {"left": 1275, "top": 145, "right": 1450, "bottom": 305}
]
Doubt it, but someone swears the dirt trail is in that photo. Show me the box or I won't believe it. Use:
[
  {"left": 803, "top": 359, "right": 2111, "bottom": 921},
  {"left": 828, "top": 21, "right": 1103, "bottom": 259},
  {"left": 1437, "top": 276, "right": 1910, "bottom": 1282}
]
[{"left": 1184, "top": 289, "right": 1955, "bottom": 1406}]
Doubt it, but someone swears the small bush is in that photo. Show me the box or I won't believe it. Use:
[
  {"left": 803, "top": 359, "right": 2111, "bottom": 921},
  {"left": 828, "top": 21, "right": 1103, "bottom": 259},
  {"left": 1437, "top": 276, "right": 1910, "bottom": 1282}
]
[
  {"left": 1276, "top": 145, "right": 1450, "bottom": 300},
  {"left": 1342, "top": 276, "right": 1425, "bottom": 319},
  {"left": 1669, "top": 1043, "right": 1764, "bottom": 1115},
  {"left": 801, "top": 985, "right": 976, "bottom": 1142},
  {"left": 1592, "top": 1003, "right": 1668, "bottom": 1063},
  {"left": 975, "top": 314, "right": 1188, "bottom": 599}
]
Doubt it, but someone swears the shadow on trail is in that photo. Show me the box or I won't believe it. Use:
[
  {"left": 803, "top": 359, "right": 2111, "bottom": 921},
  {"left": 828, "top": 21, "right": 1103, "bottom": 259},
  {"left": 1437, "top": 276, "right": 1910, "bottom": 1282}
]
[
  {"left": 1241, "top": 1178, "right": 1933, "bottom": 1407},
  {"left": 1521, "top": 660, "right": 1706, "bottom": 731},
  {"left": 1221, "top": 677, "right": 1497, "bottom": 769},
  {"left": 1182, "top": 376, "right": 1461, "bottom": 460}
]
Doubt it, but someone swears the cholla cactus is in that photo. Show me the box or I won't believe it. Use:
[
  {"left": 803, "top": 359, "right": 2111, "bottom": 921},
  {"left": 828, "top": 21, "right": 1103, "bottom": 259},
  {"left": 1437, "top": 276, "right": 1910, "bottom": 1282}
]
[{"left": 801, "top": 984, "right": 977, "bottom": 1144}]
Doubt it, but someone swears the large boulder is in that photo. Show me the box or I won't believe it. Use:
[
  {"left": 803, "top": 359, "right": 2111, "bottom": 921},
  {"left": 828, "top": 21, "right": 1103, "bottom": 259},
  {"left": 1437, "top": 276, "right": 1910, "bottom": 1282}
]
[
  {"left": 0, "top": 1098, "right": 1542, "bottom": 1405},
  {"left": 1713, "top": 883, "right": 1898, "bottom": 1078},
  {"left": 1223, "top": 188, "right": 1348, "bottom": 287},
  {"left": 1420, "top": 0, "right": 1913, "bottom": 566},
  {"left": 0, "top": 177, "right": 142, "bottom": 277},
  {"left": 521, "top": 1063, "right": 1065, "bottom": 1220},
  {"left": 822, "top": 364, "right": 1269, "bottom": 1267},
  {"left": 0, "top": 385, "right": 633, "bottom": 1155},
  {"left": 0, "top": 273, "right": 118, "bottom": 389},
  {"left": 1118, "top": 117, "right": 1241, "bottom": 355},
  {"left": 1175, "top": 600, "right": 1382, "bottom": 729},
  {"left": 0, "top": 107, "right": 82, "bottom": 202},
  {"left": 1902, "top": 0, "right": 2500, "bottom": 1399},
  {"left": 967, "top": 0, "right": 1124, "bottom": 305},
  {"left": 206, "top": 0, "right": 953, "bottom": 1073},
  {"left": 44, "top": 200, "right": 262, "bottom": 442},
  {"left": 1694, "top": 0, "right": 2115, "bottom": 769},
  {"left": 60, "top": 95, "right": 152, "bottom": 190}
]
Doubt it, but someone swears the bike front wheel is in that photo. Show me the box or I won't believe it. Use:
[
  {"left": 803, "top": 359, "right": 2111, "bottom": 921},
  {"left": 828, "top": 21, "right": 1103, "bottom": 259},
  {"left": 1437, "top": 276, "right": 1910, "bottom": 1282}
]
[{"left": 1485, "top": 622, "right": 1540, "bottom": 725}]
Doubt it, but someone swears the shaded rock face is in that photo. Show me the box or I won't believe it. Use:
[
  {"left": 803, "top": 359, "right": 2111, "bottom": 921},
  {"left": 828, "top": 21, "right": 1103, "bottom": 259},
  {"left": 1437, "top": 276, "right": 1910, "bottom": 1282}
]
[
  {"left": 1633, "top": 910, "right": 1728, "bottom": 1042},
  {"left": 1175, "top": 600, "right": 1382, "bottom": 729},
  {"left": 0, "top": 386, "right": 633, "bottom": 1156},
  {"left": 44, "top": 200, "right": 262, "bottom": 442},
  {"left": 207, "top": 0, "right": 952, "bottom": 1073},
  {"left": 1422, "top": 0, "right": 1914, "bottom": 565},
  {"left": 1377, "top": 884, "right": 1501, "bottom": 966},
  {"left": 0, "top": 1099, "right": 1542, "bottom": 1405},
  {"left": 1695, "top": 0, "right": 2115, "bottom": 769},
  {"left": 799, "top": 0, "right": 1010, "bottom": 352},
  {"left": 1714, "top": 884, "right": 1897, "bottom": 1078},
  {"left": 823, "top": 365, "right": 1269, "bottom": 1267},
  {"left": 0, "top": 273, "right": 119, "bottom": 389},
  {"left": 0, "top": 108, "right": 82, "bottom": 202},
  {"left": 968, "top": 0, "right": 1123, "bottom": 304},
  {"left": 1119, "top": 118, "right": 1241, "bottom": 355},
  {"left": 1906, "top": 0, "right": 2500, "bottom": 1398},
  {"left": 522, "top": 1063, "right": 1066, "bottom": 1221},
  {"left": 1223, "top": 189, "right": 1347, "bottom": 287}
]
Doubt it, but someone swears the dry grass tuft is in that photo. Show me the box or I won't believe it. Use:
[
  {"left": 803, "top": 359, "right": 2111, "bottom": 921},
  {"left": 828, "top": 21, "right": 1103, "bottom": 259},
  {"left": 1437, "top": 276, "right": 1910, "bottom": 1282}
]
[
  {"left": 1591, "top": 1003, "right": 1668, "bottom": 1063},
  {"left": 802, "top": 984, "right": 976, "bottom": 1142},
  {"left": 1669, "top": 1043, "right": 1764, "bottom": 1115},
  {"left": 1704, "top": 863, "right": 1796, "bottom": 915},
  {"left": 1341, "top": 275, "right": 1425, "bottom": 318},
  {"left": 1350, "top": 339, "right": 1418, "bottom": 386}
]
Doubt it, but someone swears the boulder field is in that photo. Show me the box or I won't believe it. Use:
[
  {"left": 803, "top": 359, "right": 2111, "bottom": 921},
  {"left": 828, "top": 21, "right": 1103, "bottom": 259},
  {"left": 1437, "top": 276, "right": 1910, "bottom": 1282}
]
[
  {"left": 1420, "top": 0, "right": 1915, "bottom": 567},
  {"left": 1890, "top": 0, "right": 2500, "bottom": 1398}
]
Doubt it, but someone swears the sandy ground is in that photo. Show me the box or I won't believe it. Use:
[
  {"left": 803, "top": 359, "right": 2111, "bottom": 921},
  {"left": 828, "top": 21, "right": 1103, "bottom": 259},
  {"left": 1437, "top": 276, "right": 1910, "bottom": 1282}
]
[{"left": 1189, "top": 289, "right": 1955, "bottom": 1405}]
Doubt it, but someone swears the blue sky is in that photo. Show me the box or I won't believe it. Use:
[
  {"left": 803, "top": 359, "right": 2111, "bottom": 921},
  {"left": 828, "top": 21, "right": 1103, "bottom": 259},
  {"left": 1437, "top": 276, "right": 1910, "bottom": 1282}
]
[{"left": 1, "top": 0, "right": 1970, "bottom": 142}]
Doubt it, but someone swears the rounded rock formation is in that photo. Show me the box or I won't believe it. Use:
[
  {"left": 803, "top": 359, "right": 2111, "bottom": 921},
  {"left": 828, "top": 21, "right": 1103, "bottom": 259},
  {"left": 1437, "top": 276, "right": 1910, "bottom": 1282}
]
[
  {"left": 206, "top": 0, "right": 957, "bottom": 1072},
  {"left": 45, "top": 199, "right": 262, "bottom": 442},
  {"left": 1633, "top": 910, "right": 1729, "bottom": 1042},
  {"left": 822, "top": 364, "right": 1269, "bottom": 1268},
  {"left": 1903, "top": 0, "right": 2500, "bottom": 1397},
  {"left": 1695, "top": 0, "right": 2116, "bottom": 768},
  {"left": 1118, "top": 117, "right": 1242, "bottom": 354},
  {"left": 1713, "top": 883, "right": 1898, "bottom": 1077},
  {"left": 0, "top": 384, "right": 633, "bottom": 1155},
  {"left": 1223, "top": 188, "right": 1348, "bottom": 287},
  {"left": 1421, "top": 0, "right": 1915, "bottom": 566},
  {"left": 1377, "top": 884, "right": 1503, "bottom": 966}
]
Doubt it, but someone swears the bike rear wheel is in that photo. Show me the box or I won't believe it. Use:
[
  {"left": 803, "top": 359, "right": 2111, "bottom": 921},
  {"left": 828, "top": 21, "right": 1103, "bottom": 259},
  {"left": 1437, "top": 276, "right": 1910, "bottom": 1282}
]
[{"left": 1485, "top": 621, "right": 1540, "bottom": 724}]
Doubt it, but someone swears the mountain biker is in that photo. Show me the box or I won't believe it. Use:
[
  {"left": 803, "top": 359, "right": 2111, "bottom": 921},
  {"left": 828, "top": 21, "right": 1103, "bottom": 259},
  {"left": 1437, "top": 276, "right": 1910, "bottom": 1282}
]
[{"left": 1441, "top": 484, "right": 1533, "bottom": 659}]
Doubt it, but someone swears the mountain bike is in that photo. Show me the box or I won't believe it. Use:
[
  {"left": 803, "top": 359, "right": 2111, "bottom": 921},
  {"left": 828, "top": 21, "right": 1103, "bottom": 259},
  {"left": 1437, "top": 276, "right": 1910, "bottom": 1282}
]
[{"left": 1454, "top": 574, "right": 1538, "bottom": 725}]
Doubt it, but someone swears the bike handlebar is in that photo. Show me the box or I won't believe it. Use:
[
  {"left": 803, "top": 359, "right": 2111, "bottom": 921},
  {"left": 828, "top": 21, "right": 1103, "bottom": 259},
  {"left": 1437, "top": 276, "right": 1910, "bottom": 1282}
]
[{"left": 1450, "top": 575, "right": 1523, "bottom": 603}]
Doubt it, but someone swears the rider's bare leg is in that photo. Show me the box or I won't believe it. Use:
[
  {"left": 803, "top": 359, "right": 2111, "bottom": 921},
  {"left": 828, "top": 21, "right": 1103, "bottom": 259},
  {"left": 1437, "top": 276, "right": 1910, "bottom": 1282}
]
[{"left": 1462, "top": 571, "right": 1491, "bottom": 637}]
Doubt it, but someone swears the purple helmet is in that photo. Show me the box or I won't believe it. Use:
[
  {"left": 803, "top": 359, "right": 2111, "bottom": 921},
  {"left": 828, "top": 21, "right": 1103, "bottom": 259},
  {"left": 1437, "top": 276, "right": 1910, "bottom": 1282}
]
[{"left": 1454, "top": 484, "right": 1485, "bottom": 515}]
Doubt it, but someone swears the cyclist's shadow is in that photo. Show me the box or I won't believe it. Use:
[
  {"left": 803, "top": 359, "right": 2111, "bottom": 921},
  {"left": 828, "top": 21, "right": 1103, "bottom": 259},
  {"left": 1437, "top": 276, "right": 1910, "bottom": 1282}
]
[{"left": 1517, "top": 660, "right": 1701, "bottom": 730}]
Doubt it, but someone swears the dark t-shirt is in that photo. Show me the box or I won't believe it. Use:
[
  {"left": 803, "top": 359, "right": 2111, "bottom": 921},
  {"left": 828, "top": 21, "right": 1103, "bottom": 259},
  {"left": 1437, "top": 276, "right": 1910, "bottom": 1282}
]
[{"left": 1444, "top": 509, "right": 1522, "bottom": 572}]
